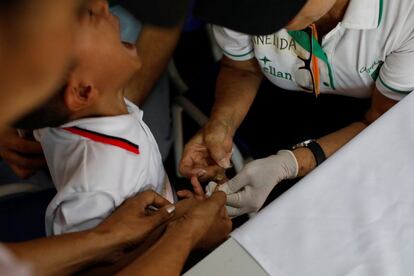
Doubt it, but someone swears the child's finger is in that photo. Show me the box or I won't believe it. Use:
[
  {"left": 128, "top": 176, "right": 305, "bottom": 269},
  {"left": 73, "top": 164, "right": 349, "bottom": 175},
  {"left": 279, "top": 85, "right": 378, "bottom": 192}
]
[
  {"left": 190, "top": 176, "right": 205, "bottom": 197},
  {"left": 177, "top": 189, "right": 195, "bottom": 199}
]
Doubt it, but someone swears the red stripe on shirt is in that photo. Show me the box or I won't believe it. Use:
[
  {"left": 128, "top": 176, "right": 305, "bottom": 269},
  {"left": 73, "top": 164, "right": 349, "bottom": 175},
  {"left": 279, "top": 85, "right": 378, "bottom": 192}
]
[{"left": 63, "top": 127, "right": 140, "bottom": 155}]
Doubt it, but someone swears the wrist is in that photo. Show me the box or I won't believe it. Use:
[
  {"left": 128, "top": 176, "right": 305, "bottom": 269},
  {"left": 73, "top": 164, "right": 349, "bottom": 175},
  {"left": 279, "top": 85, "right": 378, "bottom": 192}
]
[
  {"left": 62, "top": 229, "right": 125, "bottom": 267},
  {"left": 165, "top": 219, "right": 197, "bottom": 250},
  {"left": 276, "top": 150, "right": 299, "bottom": 179},
  {"left": 292, "top": 147, "right": 317, "bottom": 177},
  {"left": 89, "top": 225, "right": 135, "bottom": 259},
  {"left": 208, "top": 115, "right": 237, "bottom": 136}
]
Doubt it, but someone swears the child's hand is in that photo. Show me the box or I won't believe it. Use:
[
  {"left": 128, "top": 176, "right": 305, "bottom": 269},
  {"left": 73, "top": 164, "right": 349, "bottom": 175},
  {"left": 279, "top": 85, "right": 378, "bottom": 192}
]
[
  {"left": 177, "top": 176, "right": 223, "bottom": 200},
  {"left": 177, "top": 176, "right": 206, "bottom": 200}
]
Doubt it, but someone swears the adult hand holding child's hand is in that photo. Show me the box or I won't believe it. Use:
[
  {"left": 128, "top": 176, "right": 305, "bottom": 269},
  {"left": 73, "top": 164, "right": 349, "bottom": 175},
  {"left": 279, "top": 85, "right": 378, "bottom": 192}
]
[
  {"left": 168, "top": 192, "right": 232, "bottom": 250},
  {"left": 179, "top": 118, "right": 234, "bottom": 182},
  {"left": 94, "top": 190, "right": 175, "bottom": 248}
]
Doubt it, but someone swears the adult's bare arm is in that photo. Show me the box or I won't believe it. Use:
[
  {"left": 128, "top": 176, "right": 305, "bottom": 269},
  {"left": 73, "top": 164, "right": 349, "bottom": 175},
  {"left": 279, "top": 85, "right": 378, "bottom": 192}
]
[
  {"left": 118, "top": 192, "right": 232, "bottom": 276},
  {"left": 219, "top": 87, "right": 399, "bottom": 216},
  {"left": 124, "top": 23, "right": 183, "bottom": 106},
  {"left": 294, "top": 87, "right": 398, "bottom": 176},
  {"left": 5, "top": 191, "right": 174, "bottom": 276},
  {"left": 180, "top": 57, "right": 263, "bottom": 180},
  {"left": 77, "top": 198, "right": 210, "bottom": 275}
]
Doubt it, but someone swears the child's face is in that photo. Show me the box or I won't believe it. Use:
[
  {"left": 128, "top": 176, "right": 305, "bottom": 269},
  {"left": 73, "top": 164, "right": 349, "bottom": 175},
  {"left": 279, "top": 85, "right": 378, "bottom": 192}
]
[
  {"left": 72, "top": 0, "right": 141, "bottom": 95},
  {"left": 13, "top": 1, "right": 142, "bottom": 130}
]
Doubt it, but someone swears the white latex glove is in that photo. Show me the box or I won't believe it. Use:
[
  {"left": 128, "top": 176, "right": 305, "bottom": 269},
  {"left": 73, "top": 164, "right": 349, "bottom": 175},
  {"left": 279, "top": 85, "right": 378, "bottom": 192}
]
[
  {"left": 205, "top": 181, "right": 218, "bottom": 198},
  {"left": 217, "top": 150, "right": 299, "bottom": 217}
]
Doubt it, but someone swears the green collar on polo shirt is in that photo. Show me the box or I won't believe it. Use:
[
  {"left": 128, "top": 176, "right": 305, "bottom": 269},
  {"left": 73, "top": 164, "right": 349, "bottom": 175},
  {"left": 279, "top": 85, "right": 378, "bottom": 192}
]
[{"left": 286, "top": 0, "right": 384, "bottom": 90}]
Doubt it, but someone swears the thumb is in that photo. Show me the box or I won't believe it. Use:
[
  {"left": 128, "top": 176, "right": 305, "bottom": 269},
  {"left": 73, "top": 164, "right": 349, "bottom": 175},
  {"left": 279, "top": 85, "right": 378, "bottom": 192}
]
[
  {"left": 205, "top": 133, "right": 233, "bottom": 169},
  {"left": 219, "top": 172, "right": 249, "bottom": 194},
  {"left": 226, "top": 205, "right": 246, "bottom": 218},
  {"left": 147, "top": 204, "right": 175, "bottom": 228}
]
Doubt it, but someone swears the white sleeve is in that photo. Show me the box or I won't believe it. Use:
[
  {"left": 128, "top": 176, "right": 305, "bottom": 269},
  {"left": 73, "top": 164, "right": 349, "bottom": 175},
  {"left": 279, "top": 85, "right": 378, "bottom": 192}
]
[
  {"left": 376, "top": 35, "right": 414, "bottom": 101},
  {"left": 42, "top": 132, "right": 145, "bottom": 236},
  {"left": 212, "top": 25, "right": 255, "bottom": 61},
  {"left": 50, "top": 191, "right": 116, "bottom": 235}
]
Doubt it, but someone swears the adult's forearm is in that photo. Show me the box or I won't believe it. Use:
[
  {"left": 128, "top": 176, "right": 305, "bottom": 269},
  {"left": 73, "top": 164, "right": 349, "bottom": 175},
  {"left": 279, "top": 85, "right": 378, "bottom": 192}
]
[
  {"left": 293, "top": 121, "right": 367, "bottom": 176},
  {"left": 78, "top": 225, "right": 168, "bottom": 275},
  {"left": 6, "top": 230, "right": 119, "bottom": 276},
  {"left": 210, "top": 57, "right": 263, "bottom": 133},
  {"left": 125, "top": 23, "right": 183, "bottom": 106},
  {"left": 117, "top": 225, "right": 193, "bottom": 276},
  {"left": 85, "top": 199, "right": 204, "bottom": 275},
  {"left": 293, "top": 87, "right": 398, "bottom": 176}
]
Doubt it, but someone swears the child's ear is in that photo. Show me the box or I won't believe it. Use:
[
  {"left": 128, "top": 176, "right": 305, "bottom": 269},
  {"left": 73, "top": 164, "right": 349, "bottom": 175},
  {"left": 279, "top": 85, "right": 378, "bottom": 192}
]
[{"left": 63, "top": 81, "right": 98, "bottom": 112}]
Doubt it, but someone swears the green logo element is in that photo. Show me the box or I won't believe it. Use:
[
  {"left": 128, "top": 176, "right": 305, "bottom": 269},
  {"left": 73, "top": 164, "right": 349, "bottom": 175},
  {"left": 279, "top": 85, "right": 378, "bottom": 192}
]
[
  {"left": 259, "top": 56, "right": 271, "bottom": 65},
  {"left": 360, "top": 60, "right": 384, "bottom": 81}
]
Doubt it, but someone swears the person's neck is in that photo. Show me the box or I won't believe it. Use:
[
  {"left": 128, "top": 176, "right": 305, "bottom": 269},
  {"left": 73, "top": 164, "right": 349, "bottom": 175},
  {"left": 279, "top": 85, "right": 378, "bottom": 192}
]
[
  {"left": 69, "top": 89, "right": 128, "bottom": 121},
  {"left": 315, "top": 0, "right": 350, "bottom": 38}
]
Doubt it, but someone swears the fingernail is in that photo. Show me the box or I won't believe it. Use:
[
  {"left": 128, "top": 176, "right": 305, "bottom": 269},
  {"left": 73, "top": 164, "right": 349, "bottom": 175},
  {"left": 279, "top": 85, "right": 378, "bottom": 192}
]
[
  {"left": 166, "top": 205, "right": 175, "bottom": 214},
  {"left": 218, "top": 158, "right": 230, "bottom": 169}
]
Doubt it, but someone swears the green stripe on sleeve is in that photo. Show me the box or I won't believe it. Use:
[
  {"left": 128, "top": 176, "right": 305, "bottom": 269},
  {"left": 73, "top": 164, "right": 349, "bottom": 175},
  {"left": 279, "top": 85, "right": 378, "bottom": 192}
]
[
  {"left": 218, "top": 45, "right": 254, "bottom": 59},
  {"left": 379, "top": 76, "right": 412, "bottom": 94}
]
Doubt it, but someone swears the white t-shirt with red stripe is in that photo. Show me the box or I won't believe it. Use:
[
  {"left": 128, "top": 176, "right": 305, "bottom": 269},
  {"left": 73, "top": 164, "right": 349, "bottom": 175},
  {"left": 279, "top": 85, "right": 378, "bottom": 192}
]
[{"left": 34, "top": 99, "right": 173, "bottom": 236}]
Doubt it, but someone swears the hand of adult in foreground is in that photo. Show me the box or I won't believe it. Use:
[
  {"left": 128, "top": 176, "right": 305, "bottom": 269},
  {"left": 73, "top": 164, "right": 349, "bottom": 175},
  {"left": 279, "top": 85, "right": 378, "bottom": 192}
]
[
  {"left": 216, "top": 150, "right": 299, "bottom": 217},
  {"left": 168, "top": 192, "right": 232, "bottom": 250},
  {"left": 0, "top": 127, "right": 46, "bottom": 179},
  {"left": 94, "top": 190, "right": 175, "bottom": 249},
  {"left": 179, "top": 119, "right": 234, "bottom": 182},
  {"left": 117, "top": 192, "right": 231, "bottom": 276},
  {"left": 6, "top": 190, "right": 175, "bottom": 276}
]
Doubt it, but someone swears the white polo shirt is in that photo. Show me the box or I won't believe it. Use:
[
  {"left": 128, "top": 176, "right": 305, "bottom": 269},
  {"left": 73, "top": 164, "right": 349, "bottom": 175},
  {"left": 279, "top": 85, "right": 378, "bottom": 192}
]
[
  {"left": 35, "top": 99, "right": 173, "bottom": 236},
  {"left": 213, "top": 0, "right": 414, "bottom": 101}
]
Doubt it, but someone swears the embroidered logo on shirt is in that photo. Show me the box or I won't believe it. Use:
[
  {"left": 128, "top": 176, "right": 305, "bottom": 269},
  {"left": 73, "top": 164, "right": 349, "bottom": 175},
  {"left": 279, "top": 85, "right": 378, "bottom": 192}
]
[
  {"left": 63, "top": 127, "right": 140, "bottom": 155},
  {"left": 359, "top": 60, "right": 384, "bottom": 80},
  {"left": 252, "top": 35, "right": 297, "bottom": 51}
]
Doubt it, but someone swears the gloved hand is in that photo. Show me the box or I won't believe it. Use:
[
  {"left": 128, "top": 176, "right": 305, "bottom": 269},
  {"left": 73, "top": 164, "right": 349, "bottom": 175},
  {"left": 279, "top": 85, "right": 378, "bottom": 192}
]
[{"left": 216, "top": 150, "right": 299, "bottom": 217}]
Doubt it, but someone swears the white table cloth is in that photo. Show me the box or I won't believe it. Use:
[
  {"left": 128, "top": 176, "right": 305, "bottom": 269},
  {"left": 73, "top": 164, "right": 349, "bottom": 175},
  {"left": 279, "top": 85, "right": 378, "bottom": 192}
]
[{"left": 232, "top": 92, "right": 414, "bottom": 276}]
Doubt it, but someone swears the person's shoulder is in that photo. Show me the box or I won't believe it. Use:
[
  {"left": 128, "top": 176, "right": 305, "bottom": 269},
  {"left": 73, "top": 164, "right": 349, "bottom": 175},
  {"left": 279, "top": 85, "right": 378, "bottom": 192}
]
[
  {"left": 37, "top": 127, "right": 89, "bottom": 160},
  {"left": 381, "top": 0, "right": 414, "bottom": 22}
]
